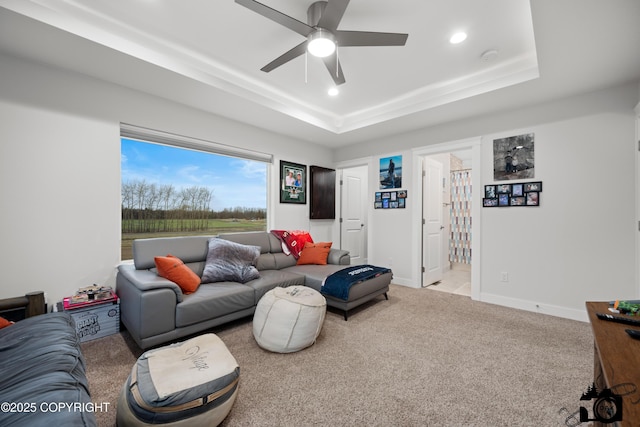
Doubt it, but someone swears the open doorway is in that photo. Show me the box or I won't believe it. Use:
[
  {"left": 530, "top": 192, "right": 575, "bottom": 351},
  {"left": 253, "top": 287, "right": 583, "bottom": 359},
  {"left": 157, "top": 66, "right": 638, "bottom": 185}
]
[
  {"left": 422, "top": 151, "right": 472, "bottom": 296},
  {"left": 414, "top": 137, "right": 481, "bottom": 300}
]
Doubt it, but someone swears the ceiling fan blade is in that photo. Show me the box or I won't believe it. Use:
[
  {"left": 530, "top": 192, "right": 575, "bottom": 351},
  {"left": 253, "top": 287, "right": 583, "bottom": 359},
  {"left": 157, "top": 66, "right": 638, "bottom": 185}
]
[
  {"left": 261, "top": 41, "right": 308, "bottom": 73},
  {"left": 235, "top": 0, "right": 314, "bottom": 37},
  {"left": 335, "top": 30, "right": 408, "bottom": 47},
  {"left": 322, "top": 54, "right": 346, "bottom": 86},
  {"left": 317, "top": 0, "right": 350, "bottom": 31}
]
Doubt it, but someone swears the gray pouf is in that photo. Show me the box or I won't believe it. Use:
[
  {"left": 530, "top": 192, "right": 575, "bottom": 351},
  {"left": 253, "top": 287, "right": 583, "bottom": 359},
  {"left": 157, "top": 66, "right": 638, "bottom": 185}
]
[{"left": 117, "top": 333, "right": 239, "bottom": 426}]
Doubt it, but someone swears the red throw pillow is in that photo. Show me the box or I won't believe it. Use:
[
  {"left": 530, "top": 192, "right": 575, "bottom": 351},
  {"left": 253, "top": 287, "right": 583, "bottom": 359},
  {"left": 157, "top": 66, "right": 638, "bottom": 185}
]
[
  {"left": 296, "top": 242, "right": 332, "bottom": 265},
  {"left": 154, "top": 254, "right": 201, "bottom": 294},
  {"left": 0, "top": 316, "right": 13, "bottom": 329}
]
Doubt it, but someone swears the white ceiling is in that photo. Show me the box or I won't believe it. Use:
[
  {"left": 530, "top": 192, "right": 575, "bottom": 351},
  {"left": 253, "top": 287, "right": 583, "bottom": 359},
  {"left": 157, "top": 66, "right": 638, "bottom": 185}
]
[{"left": 0, "top": 0, "right": 639, "bottom": 148}]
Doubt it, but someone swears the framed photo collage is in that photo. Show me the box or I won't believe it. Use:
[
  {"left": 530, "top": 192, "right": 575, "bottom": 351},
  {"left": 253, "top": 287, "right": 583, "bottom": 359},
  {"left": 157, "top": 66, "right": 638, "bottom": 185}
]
[
  {"left": 375, "top": 190, "right": 407, "bottom": 209},
  {"left": 483, "top": 181, "right": 542, "bottom": 207}
]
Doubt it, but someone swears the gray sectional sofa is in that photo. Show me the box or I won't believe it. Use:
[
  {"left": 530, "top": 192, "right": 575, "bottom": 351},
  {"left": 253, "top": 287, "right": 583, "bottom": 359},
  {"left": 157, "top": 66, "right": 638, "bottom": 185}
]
[{"left": 116, "top": 231, "right": 392, "bottom": 349}]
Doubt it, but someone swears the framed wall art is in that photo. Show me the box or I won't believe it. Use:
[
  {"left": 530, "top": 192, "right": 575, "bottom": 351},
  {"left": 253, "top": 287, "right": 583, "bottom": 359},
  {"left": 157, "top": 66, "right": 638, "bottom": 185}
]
[
  {"left": 483, "top": 180, "right": 542, "bottom": 208},
  {"left": 493, "top": 133, "right": 535, "bottom": 181},
  {"left": 374, "top": 190, "right": 407, "bottom": 209},
  {"left": 280, "top": 160, "right": 306, "bottom": 204},
  {"left": 379, "top": 155, "right": 402, "bottom": 189}
]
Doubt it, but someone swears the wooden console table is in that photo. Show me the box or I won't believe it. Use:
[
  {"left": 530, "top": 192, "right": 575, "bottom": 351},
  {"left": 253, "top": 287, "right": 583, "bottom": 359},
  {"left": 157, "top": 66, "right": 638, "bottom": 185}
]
[{"left": 586, "top": 301, "right": 640, "bottom": 426}]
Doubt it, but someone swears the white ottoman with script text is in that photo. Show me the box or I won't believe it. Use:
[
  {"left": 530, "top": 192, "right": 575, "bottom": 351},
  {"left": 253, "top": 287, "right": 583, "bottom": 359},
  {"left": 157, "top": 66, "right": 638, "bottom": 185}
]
[
  {"left": 117, "top": 334, "right": 239, "bottom": 427},
  {"left": 253, "top": 285, "right": 326, "bottom": 353}
]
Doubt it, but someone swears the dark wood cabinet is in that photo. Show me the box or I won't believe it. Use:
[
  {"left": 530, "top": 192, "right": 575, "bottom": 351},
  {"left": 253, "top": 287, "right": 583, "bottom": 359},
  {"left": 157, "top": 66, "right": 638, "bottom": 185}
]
[{"left": 310, "top": 166, "right": 336, "bottom": 219}]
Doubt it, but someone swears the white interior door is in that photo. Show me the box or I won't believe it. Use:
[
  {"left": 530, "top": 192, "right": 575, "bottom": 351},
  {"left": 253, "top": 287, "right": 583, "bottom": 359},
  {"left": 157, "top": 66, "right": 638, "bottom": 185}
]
[
  {"left": 341, "top": 165, "right": 368, "bottom": 265},
  {"left": 423, "top": 157, "right": 444, "bottom": 286}
]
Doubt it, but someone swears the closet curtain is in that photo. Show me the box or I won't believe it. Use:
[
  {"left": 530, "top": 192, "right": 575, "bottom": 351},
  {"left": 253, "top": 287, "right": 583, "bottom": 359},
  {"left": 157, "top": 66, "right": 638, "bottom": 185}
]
[{"left": 449, "top": 170, "right": 472, "bottom": 264}]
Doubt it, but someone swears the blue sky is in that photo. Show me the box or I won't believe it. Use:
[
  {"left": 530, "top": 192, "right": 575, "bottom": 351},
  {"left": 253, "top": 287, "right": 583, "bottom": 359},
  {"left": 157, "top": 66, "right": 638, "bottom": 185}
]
[{"left": 121, "top": 139, "right": 267, "bottom": 210}]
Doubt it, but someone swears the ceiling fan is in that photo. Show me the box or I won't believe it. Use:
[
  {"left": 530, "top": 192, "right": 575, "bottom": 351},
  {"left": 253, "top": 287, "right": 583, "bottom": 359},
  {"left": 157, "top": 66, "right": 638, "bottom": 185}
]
[{"left": 235, "top": 0, "right": 408, "bottom": 86}]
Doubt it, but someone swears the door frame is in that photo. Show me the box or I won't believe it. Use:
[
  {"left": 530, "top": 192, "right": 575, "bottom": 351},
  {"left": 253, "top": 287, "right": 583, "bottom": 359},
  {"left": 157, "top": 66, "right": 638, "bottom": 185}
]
[{"left": 412, "top": 137, "right": 482, "bottom": 300}]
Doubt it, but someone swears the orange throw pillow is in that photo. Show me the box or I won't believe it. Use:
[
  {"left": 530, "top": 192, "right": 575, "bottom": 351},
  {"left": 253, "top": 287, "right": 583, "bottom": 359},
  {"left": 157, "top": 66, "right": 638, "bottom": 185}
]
[
  {"left": 154, "top": 254, "right": 201, "bottom": 294},
  {"left": 0, "top": 316, "right": 13, "bottom": 329},
  {"left": 296, "top": 242, "right": 332, "bottom": 265}
]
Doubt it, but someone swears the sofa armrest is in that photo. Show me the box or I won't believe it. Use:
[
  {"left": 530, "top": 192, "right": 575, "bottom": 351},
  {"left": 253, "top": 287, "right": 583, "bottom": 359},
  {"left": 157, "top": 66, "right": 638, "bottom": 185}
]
[
  {"left": 116, "top": 265, "right": 181, "bottom": 346},
  {"left": 328, "top": 249, "right": 350, "bottom": 265},
  {"left": 117, "top": 264, "right": 184, "bottom": 303}
]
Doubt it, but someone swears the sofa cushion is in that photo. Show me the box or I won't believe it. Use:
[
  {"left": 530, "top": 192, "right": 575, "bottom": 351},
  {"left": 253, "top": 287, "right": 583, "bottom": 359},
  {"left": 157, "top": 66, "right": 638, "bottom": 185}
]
[
  {"left": 175, "top": 283, "right": 255, "bottom": 328},
  {"left": 201, "top": 238, "right": 261, "bottom": 284},
  {"left": 283, "top": 264, "right": 349, "bottom": 292},
  {"left": 296, "top": 242, "right": 332, "bottom": 265},
  {"left": 133, "top": 236, "right": 211, "bottom": 270},
  {"left": 242, "top": 269, "right": 306, "bottom": 303},
  {"left": 219, "top": 231, "right": 272, "bottom": 253},
  {"left": 154, "top": 255, "right": 201, "bottom": 294}
]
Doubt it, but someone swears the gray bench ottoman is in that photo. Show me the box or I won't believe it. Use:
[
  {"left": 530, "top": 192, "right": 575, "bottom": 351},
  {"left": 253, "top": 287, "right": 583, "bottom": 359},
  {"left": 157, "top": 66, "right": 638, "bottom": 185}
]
[{"left": 285, "top": 264, "right": 392, "bottom": 320}]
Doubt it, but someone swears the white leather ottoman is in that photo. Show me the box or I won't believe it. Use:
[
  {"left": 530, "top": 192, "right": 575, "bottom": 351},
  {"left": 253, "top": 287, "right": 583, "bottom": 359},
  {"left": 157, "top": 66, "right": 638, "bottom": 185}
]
[
  {"left": 117, "top": 333, "right": 239, "bottom": 426},
  {"left": 253, "top": 286, "right": 326, "bottom": 353}
]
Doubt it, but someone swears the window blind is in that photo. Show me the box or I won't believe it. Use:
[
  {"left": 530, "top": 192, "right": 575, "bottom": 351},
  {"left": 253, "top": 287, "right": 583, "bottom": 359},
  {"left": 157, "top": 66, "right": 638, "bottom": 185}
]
[{"left": 120, "top": 123, "right": 273, "bottom": 163}]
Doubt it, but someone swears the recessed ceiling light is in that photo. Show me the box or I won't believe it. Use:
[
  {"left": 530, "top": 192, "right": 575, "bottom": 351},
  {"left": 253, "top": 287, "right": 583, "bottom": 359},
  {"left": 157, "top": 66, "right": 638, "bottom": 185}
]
[
  {"left": 450, "top": 32, "right": 467, "bottom": 44},
  {"left": 328, "top": 87, "right": 339, "bottom": 97}
]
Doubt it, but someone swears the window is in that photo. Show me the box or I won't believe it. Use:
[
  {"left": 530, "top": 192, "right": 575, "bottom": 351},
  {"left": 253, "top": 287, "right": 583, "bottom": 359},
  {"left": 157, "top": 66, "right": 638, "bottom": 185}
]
[{"left": 120, "top": 125, "right": 270, "bottom": 260}]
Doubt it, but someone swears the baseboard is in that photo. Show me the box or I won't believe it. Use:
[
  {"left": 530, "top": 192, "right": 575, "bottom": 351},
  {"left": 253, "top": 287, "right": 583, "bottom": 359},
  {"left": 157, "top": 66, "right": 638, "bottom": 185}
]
[
  {"left": 479, "top": 292, "right": 589, "bottom": 322},
  {"left": 390, "top": 277, "right": 419, "bottom": 288}
]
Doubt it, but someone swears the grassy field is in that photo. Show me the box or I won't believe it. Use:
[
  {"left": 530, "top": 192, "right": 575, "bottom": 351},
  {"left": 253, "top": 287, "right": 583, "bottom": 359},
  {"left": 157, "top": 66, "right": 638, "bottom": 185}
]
[{"left": 121, "top": 219, "right": 266, "bottom": 260}]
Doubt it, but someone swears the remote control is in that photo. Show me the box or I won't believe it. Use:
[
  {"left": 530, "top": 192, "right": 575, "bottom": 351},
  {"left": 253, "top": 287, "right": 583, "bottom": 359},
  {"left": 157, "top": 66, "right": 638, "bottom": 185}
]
[
  {"left": 626, "top": 329, "right": 640, "bottom": 340},
  {"left": 596, "top": 312, "right": 640, "bottom": 327}
]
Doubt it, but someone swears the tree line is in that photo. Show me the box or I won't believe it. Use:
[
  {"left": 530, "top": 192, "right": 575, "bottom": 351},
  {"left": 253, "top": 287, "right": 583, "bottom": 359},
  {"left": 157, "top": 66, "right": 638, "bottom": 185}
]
[{"left": 122, "top": 180, "right": 265, "bottom": 233}]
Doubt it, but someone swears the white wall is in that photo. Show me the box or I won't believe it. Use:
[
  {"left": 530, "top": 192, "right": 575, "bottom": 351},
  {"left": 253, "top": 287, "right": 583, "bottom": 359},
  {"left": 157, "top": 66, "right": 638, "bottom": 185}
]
[
  {"left": 480, "top": 115, "right": 636, "bottom": 320},
  {"left": 0, "top": 53, "right": 335, "bottom": 306},
  {"left": 335, "top": 83, "right": 639, "bottom": 320},
  {"left": 2, "top": 50, "right": 638, "bottom": 321}
]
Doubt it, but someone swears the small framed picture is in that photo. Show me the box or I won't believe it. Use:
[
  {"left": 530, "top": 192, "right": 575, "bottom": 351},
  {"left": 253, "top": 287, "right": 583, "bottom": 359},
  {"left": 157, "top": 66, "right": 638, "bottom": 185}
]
[
  {"left": 510, "top": 196, "right": 526, "bottom": 206},
  {"left": 390, "top": 191, "right": 397, "bottom": 201},
  {"left": 375, "top": 192, "right": 382, "bottom": 202},
  {"left": 398, "top": 190, "right": 407, "bottom": 198},
  {"left": 511, "top": 183, "right": 524, "bottom": 197},
  {"left": 398, "top": 198, "right": 406, "bottom": 208},
  {"left": 483, "top": 198, "right": 498, "bottom": 207},
  {"left": 524, "top": 182, "right": 542, "bottom": 192},
  {"left": 497, "top": 184, "right": 511, "bottom": 194},
  {"left": 374, "top": 201, "right": 382, "bottom": 209},
  {"left": 526, "top": 192, "right": 540, "bottom": 206},
  {"left": 382, "top": 192, "right": 391, "bottom": 199},
  {"left": 485, "top": 185, "right": 496, "bottom": 198},
  {"left": 498, "top": 194, "right": 510, "bottom": 206}
]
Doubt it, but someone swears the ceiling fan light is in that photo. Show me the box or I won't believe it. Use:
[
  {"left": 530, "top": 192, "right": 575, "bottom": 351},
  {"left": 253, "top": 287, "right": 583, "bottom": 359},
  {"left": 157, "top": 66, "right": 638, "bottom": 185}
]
[{"left": 308, "top": 29, "right": 336, "bottom": 58}]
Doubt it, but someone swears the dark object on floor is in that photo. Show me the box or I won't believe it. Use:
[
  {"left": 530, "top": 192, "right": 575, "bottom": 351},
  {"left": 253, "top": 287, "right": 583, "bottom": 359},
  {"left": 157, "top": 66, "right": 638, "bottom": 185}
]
[{"left": 0, "top": 311, "right": 97, "bottom": 426}]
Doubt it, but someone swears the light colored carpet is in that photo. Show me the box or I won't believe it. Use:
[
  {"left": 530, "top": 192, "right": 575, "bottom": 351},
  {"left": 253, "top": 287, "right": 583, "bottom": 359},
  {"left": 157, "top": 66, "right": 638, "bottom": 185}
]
[{"left": 81, "top": 284, "right": 593, "bottom": 426}]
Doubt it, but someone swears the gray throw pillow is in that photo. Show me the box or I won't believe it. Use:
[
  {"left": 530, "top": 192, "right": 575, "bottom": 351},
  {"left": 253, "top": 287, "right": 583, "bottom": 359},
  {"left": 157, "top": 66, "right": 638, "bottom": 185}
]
[{"left": 201, "top": 238, "right": 261, "bottom": 284}]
